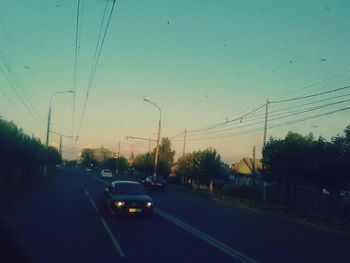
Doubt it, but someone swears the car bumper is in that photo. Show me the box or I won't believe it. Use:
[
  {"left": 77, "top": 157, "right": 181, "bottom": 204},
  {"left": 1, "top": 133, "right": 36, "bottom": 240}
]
[{"left": 111, "top": 206, "right": 153, "bottom": 216}]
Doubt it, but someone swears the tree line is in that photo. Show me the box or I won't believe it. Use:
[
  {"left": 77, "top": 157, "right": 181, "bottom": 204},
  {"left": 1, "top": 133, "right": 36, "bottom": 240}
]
[
  {"left": 132, "top": 138, "right": 223, "bottom": 187},
  {"left": 80, "top": 148, "right": 129, "bottom": 173},
  {"left": 263, "top": 125, "right": 350, "bottom": 210},
  {"left": 0, "top": 118, "right": 62, "bottom": 177}
]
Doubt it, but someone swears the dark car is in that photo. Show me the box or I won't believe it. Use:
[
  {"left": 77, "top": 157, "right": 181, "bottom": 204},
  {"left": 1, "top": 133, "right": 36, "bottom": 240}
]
[
  {"left": 103, "top": 181, "right": 153, "bottom": 216},
  {"left": 142, "top": 176, "right": 166, "bottom": 191}
]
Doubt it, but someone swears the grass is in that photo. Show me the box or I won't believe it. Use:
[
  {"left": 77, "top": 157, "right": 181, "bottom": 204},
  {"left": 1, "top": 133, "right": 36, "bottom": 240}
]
[{"left": 168, "top": 183, "right": 350, "bottom": 234}]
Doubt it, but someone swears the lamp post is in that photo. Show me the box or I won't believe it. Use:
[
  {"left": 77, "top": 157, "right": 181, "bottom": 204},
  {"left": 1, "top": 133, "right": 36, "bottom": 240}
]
[
  {"left": 44, "top": 90, "right": 73, "bottom": 176},
  {"left": 143, "top": 98, "right": 161, "bottom": 177}
]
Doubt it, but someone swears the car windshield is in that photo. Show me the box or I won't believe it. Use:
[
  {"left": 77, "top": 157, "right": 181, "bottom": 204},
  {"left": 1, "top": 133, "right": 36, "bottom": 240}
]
[
  {"left": 103, "top": 169, "right": 112, "bottom": 173},
  {"left": 113, "top": 183, "right": 146, "bottom": 195}
]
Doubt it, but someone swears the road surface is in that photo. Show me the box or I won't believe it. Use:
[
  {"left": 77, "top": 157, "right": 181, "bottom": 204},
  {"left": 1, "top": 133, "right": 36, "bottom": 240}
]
[{"left": 1, "top": 167, "right": 349, "bottom": 263}]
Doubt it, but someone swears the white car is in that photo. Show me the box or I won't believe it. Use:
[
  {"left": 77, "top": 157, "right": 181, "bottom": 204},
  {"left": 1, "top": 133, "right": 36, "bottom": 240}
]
[{"left": 101, "top": 169, "right": 113, "bottom": 178}]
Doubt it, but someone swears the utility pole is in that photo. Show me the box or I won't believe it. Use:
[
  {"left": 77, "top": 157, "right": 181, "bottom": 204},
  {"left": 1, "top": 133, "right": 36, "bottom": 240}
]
[
  {"left": 154, "top": 118, "right": 161, "bottom": 177},
  {"left": 182, "top": 129, "right": 187, "bottom": 156},
  {"left": 262, "top": 98, "right": 269, "bottom": 201},
  {"left": 263, "top": 98, "right": 269, "bottom": 147},
  {"left": 116, "top": 141, "right": 121, "bottom": 175},
  {"left": 252, "top": 146, "right": 256, "bottom": 185},
  {"left": 45, "top": 106, "right": 52, "bottom": 149},
  {"left": 148, "top": 137, "right": 151, "bottom": 154},
  {"left": 59, "top": 136, "right": 63, "bottom": 156}
]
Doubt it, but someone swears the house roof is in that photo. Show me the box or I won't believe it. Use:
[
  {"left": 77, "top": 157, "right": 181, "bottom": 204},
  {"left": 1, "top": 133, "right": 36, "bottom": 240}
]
[{"left": 231, "top": 157, "right": 262, "bottom": 176}]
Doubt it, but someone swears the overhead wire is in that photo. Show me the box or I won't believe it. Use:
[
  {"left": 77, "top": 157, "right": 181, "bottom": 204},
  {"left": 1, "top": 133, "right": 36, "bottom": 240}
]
[
  {"left": 71, "top": 0, "right": 81, "bottom": 139},
  {"left": 175, "top": 71, "right": 350, "bottom": 139},
  {"left": 173, "top": 84, "right": 350, "bottom": 141},
  {"left": 0, "top": 52, "right": 43, "bottom": 122},
  {"left": 185, "top": 97, "right": 350, "bottom": 138},
  {"left": 76, "top": 0, "right": 117, "bottom": 141},
  {"left": 274, "top": 69, "right": 350, "bottom": 99},
  {"left": 0, "top": 63, "right": 36, "bottom": 119},
  {"left": 173, "top": 106, "right": 350, "bottom": 142},
  {"left": 270, "top": 85, "right": 350, "bottom": 104}
]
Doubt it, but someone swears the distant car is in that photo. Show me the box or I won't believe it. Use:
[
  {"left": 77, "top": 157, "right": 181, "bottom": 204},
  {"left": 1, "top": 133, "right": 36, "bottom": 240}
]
[
  {"left": 103, "top": 181, "right": 153, "bottom": 216},
  {"left": 101, "top": 169, "right": 113, "bottom": 178},
  {"left": 322, "top": 188, "right": 330, "bottom": 195},
  {"left": 85, "top": 167, "right": 92, "bottom": 172},
  {"left": 142, "top": 176, "right": 166, "bottom": 191},
  {"left": 340, "top": 190, "right": 350, "bottom": 197}
]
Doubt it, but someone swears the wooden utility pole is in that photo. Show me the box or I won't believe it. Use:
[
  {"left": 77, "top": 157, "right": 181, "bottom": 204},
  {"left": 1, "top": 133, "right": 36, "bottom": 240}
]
[
  {"left": 59, "top": 136, "right": 63, "bottom": 156},
  {"left": 182, "top": 129, "right": 187, "bottom": 156},
  {"left": 262, "top": 98, "right": 269, "bottom": 201},
  {"left": 263, "top": 98, "right": 269, "bottom": 147},
  {"left": 252, "top": 146, "right": 256, "bottom": 185},
  {"left": 116, "top": 141, "right": 121, "bottom": 175}
]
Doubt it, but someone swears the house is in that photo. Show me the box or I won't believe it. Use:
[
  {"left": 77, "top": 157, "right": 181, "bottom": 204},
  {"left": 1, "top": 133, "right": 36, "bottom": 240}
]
[
  {"left": 93, "top": 147, "right": 116, "bottom": 162},
  {"left": 230, "top": 157, "right": 262, "bottom": 186}
]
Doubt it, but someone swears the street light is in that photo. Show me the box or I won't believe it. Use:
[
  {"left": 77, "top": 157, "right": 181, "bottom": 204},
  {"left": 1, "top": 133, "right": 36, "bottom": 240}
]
[
  {"left": 143, "top": 98, "right": 161, "bottom": 177},
  {"left": 44, "top": 90, "right": 73, "bottom": 176}
]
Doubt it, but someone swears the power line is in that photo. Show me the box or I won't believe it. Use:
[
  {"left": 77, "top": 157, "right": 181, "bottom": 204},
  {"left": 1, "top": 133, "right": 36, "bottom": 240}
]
[
  {"left": 0, "top": 64, "right": 36, "bottom": 120},
  {"left": 186, "top": 104, "right": 265, "bottom": 134},
  {"left": 0, "top": 52, "right": 43, "bottom": 121},
  {"left": 184, "top": 98, "right": 350, "bottom": 139},
  {"left": 274, "top": 69, "right": 350, "bottom": 99},
  {"left": 76, "top": 0, "right": 117, "bottom": 141},
  {"left": 71, "top": 0, "right": 81, "bottom": 139},
  {"left": 270, "top": 85, "right": 350, "bottom": 104},
  {"left": 220, "top": 92, "right": 350, "bottom": 125},
  {"left": 175, "top": 106, "right": 350, "bottom": 142},
  {"left": 171, "top": 74, "right": 350, "bottom": 138}
]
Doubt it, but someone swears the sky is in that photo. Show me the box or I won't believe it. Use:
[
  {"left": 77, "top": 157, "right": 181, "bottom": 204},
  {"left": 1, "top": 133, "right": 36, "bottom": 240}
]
[{"left": 0, "top": 0, "right": 350, "bottom": 164}]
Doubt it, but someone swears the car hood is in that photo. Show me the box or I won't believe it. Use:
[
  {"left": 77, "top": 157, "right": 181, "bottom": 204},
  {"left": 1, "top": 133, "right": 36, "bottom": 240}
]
[{"left": 111, "top": 194, "right": 152, "bottom": 202}]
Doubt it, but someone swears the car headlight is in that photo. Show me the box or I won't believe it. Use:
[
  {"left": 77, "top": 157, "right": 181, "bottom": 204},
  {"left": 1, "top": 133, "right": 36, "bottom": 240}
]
[
  {"left": 115, "top": 201, "right": 125, "bottom": 207},
  {"left": 146, "top": 201, "right": 153, "bottom": 208}
]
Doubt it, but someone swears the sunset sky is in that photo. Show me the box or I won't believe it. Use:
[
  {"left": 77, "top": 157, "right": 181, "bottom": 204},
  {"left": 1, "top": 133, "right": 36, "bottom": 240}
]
[{"left": 1, "top": 0, "right": 350, "bottom": 163}]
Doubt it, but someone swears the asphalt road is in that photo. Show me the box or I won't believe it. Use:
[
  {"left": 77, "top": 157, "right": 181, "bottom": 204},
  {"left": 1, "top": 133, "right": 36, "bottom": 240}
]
[{"left": 1, "top": 167, "right": 350, "bottom": 263}]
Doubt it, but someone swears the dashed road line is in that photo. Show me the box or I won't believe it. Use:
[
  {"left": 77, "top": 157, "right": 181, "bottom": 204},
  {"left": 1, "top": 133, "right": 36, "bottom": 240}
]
[
  {"left": 154, "top": 208, "right": 257, "bottom": 263},
  {"left": 89, "top": 197, "right": 99, "bottom": 212},
  {"left": 100, "top": 217, "right": 126, "bottom": 258}
]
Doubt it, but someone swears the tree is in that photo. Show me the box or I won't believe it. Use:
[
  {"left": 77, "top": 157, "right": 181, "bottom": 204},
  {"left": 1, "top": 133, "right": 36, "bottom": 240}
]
[
  {"left": 175, "top": 148, "right": 222, "bottom": 189},
  {"left": 132, "top": 137, "right": 175, "bottom": 176},
  {"left": 116, "top": 156, "right": 129, "bottom": 173},
  {"left": 0, "top": 118, "right": 61, "bottom": 178},
  {"left": 133, "top": 153, "right": 153, "bottom": 174},
  {"left": 263, "top": 131, "right": 314, "bottom": 209},
  {"left": 157, "top": 138, "right": 175, "bottom": 176}
]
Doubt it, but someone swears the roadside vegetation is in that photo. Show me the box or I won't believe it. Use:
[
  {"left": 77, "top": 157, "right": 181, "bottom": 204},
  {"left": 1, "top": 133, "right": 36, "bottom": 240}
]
[
  {"left": 0, "top": 118, "right": 62, "bottom": 178},
  {"left": 0, "top": 118, "right": 62, "bottom": 206}
]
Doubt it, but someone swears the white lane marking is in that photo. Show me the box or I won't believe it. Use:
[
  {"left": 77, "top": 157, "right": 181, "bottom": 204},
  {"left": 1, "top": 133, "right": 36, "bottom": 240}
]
[
  {"left": 154, "top": 208, "right": 257, "bottom": 263},
  {"left": 89, "top": 197, "right": 99, "bottom": 212},
  {"left": 100, "top": 217, "right": 126, "bottom": 258},
  {"left": 79, "top": 181, "right": 89, "bottom": 194}
]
